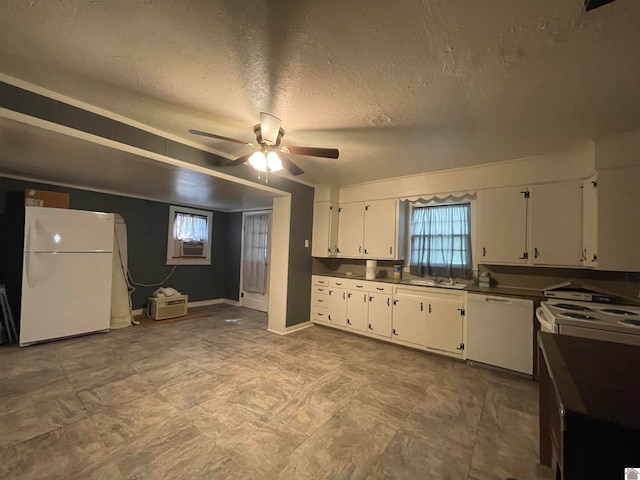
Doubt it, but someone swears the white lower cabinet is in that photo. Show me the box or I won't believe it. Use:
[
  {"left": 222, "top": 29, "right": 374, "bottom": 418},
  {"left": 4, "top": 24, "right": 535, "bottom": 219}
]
[
  {"left": 425, "top": 296, "right": 465, "bottom": 356},
  {"left": 311, "top": 276, "right": 467, "bottom": 360},
  {"left": 392, "top": 286, "right": 466, "bottom": 358},
  {"left": 367, "top": 292, "right": 392, "bottom": 338},
  {"left": 346, "top": 290, "right": 368, "bottom": 332},
  {"left": 327, "top": 287, "right": 348, "bottom": 327},
  {"left": 391, "top": 296, "right": 426, "bottom": 347}
]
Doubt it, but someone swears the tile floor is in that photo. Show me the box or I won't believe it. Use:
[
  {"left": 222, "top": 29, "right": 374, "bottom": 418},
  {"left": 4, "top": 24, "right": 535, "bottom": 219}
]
[{"left": 0, "top": 304, "right": 550, "bottom": 479}]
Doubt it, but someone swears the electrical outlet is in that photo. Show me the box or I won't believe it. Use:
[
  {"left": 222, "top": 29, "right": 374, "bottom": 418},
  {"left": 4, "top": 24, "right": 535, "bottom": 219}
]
[{"left": 304, "top": 239, "right": 309, "bottom": 248}]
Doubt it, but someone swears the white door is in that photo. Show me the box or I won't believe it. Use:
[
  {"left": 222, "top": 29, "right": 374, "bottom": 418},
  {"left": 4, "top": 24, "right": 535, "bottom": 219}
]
[{"left": 241, "top": 211, "right": 272, "bottom": 312}]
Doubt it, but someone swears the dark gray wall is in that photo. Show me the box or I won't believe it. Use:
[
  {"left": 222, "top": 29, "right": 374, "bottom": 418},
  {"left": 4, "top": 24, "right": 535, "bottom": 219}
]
[
  {"left": 0, "top": 81, "right": 314, "bottom": 328},
  {"left": 0, "top": 176, "right": 242, "bottom": 318}
]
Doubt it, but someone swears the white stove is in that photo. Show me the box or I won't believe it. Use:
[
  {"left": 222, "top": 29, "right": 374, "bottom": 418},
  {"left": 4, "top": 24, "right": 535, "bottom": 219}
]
[{"left": 537, "top": 299, "right": 640, "bottom": 346}]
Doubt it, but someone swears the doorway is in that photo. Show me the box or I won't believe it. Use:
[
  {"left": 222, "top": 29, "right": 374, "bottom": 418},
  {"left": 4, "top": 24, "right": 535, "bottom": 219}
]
[{"left": 240, "top": 210, "right": 272, "bottom": 312}]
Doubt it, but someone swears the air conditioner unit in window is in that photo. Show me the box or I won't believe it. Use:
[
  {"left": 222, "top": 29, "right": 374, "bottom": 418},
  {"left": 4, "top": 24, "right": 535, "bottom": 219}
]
[
  {"left": 180, "top": 241, "right": 205, "bottom": 257},
  {"left": 147, "top": 295, "right": 188, "bottom": 320}
]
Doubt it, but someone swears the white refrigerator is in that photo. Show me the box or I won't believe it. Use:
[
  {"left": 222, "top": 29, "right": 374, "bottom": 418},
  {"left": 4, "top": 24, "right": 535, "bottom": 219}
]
[{"left": 19, "top": 207, "right": 115, "bottom": 346}]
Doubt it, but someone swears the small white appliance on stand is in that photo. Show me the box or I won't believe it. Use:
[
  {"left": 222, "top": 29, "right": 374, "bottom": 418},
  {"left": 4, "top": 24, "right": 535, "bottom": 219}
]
[{"left": 19, "top": 207, "right": 115, "bottom": 346}]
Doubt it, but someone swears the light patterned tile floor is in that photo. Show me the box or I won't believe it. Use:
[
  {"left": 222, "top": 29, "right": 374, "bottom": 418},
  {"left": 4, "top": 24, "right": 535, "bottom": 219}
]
[{"left": 0, "top": 304, "right": 551, "bottom": 479}]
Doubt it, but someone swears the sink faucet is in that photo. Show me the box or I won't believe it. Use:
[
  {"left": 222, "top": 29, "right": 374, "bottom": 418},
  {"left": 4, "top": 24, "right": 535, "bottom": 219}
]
[{"left": 430, "top": 273, "right": 438, "bottom": 283}]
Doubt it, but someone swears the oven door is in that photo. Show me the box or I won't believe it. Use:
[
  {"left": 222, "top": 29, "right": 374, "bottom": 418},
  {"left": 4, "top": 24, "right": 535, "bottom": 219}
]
[{"left": 536, "top": 306, "right": 557, "bottom": 333}]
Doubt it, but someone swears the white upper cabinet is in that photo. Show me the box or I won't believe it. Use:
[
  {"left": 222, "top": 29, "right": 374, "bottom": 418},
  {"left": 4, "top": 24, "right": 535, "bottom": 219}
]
[
  {"left": 477, "top": 186, "right": 529, "bottom": 264},
  {"left": 337, "top": 199, "right": 405, "bottom": 260},
  {"left": 312, "top": 201, "right": 339, "bottom": 257},
  {"left": 597, "top": 167, "right": 640, "bottom": 272},
  {"left": 582, "top": 176, "right": 598, "bottom": 268},
  {"left": 363, "top": 199, "right": 399, "bottom": 259},
  {"left": 337, "top": 202, "right": 365, "bottom": 257},
  {"left": 529, "top": 181, "right": 584, "bottom": 267}
]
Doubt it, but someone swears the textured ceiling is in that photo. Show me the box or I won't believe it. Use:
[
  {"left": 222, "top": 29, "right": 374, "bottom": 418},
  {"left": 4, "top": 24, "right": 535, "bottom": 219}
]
[{"left": 0, "top": 0, "right": 639, "bottom": 187}]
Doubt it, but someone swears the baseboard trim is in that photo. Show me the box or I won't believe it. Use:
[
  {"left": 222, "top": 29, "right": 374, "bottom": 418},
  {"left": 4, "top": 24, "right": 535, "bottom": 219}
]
[
  {"left": 268, "top": 321, "right": 314, "bottom": 336},
  {"left": 133, "top": 297, "right": 232, "bottom": 316},
  {"left": 223, "top": 299, "right": 241, "bottom": 306}
]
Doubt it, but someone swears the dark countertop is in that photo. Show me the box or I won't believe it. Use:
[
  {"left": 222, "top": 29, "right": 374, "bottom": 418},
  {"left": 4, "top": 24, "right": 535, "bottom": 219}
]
[
  {"left": 312, "top": 272, "right": 544, "bottom": 299},
  {"left": 538, "top": 332, "right": 640, "bottom": 430}
]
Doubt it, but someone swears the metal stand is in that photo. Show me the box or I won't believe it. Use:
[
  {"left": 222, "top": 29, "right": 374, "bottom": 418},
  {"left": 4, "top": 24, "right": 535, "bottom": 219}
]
[{"left": 0, "top": 285, "right": 18, "bottom": 344}]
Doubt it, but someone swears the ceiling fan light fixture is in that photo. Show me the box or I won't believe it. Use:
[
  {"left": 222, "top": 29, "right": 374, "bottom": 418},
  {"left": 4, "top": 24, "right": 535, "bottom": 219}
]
[
  {"left": 259, "top": 112, "right": 282, "bottom": 145},
  {"left": 266, "top": 151, "right": 283, "bottom": 172},
  {"left": 248, "top": 151, "right": 267, "bottom": 172}
]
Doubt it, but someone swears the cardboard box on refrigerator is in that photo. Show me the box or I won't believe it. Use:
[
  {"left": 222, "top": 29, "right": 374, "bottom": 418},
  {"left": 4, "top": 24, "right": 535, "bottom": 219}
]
[{"left": 24, "top": 189, "right": 70, "bottom": 208}]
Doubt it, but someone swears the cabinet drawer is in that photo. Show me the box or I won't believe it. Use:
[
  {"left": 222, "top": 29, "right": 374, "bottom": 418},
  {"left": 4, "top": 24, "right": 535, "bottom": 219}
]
[
  {"left": 348, "top": 279, "right": 393, "bottom": 294},
  {"left": 312, "top": 285, "right": 330, "bottom": 295},
  {"left": 311, "top": 305, "right": 329, "bottom": 323},
  {"left": 329, "top": 278, "right": 348, "bottom": 288},
  {"left": 312, "top": 293, "right": 329, "bottom": 307},
  {"left": 312, "top": 275, "right": 330, "bottom": 286}
]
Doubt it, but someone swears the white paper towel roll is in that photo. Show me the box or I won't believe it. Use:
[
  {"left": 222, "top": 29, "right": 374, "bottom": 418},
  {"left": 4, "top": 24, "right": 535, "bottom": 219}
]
[{"left": 366, "top": 260, "right": 377, "bottom": 280}]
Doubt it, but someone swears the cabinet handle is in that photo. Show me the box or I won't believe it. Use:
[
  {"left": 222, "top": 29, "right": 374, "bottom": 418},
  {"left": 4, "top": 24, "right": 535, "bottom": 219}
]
[
  {"left": 368, "top": 323, "right": 373, "bottom": 330},
  {"left": 363, "top": 293, "right": 367, "bottom": 302},
  {"left": 318, "top": 299, "right": 324, "bottom": 303},
  {"left": 428, "top": 303, "right": 432, "bottom": 313},
  {"left": 318, "top": 288, "right": 325, "bottom": 292},
  {"left": 369, "top": 296, "right": 373, "bottom": 302},
  {"left": 482, "top": 247, "right": 486, "bottom": 257},
  {"left": 355, "top": 285, "right": 363, "bottom": 289},
  {"left": 376, "top": 287, "right": 385, "bottom": 291},
  {"left": 393, "top": 299, "right": 398, "bottom": 306},
  {"left": 387, "top": 297, "right": 390, "bottom": 306},
  {"left": 348, "top": 292, "right": 352, "bottom": 298},
  {"left": 420, "top": 302, "right": 423, "bottom": 312},
  {"left": 389, "top": 246, "right": 392, "bottom": 255},
  {"left": 328, "top": 315, "right": 332, "bottom": 321},
  {"left": 329, "top": 290, "right": 333, "bottom": 296},
  {"left": 317, "top": 312, "right": 324, "bottom": 317},
  {"left": 359, "top": 246, "right": 362, "bottom": 254},
  {"left": 347, "top": 319, "right": 351, "bottom": 325},
  {"left": 343, "top": 292, "right": 346, "bottom": 300},
  {"left": 534, "top": 248, "right": 539, "bottom": 259},
  {"left": 392, "top": 328, "right": 398, "bottom": 336},
  {"left": 335, "top": 282, "right": 343, "bottom": 286}
]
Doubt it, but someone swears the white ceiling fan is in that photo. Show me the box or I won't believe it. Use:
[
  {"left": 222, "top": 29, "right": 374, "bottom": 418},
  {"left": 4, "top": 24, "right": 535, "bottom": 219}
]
[{"left": 189, "top": 112, "right": 339, "bottom": 177}]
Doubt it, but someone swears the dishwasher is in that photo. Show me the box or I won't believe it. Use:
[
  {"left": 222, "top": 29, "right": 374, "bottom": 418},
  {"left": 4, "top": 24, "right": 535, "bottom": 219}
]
[{"left": 466, "top": 294, "right": 534, "bottom": 375}]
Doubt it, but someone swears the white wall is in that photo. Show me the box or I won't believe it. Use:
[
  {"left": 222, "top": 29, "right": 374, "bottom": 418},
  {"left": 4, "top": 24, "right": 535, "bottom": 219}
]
[
  {"left": 595, "top": 129, "right": 640, "bottom": 170},
  {"left": 338, "top": 142, "right": 595, "bottom": 203}
]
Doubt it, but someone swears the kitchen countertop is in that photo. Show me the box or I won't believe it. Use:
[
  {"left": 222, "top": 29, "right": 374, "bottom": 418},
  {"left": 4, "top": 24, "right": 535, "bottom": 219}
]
[{"left": 312, "top": 272, "right": 543, "bottom": 298}]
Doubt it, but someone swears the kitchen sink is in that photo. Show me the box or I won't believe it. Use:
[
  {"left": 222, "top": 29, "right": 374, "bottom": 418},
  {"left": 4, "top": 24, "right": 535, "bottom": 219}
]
[{"left": 400, "top": 279, "right": 467, "bottom": 290}]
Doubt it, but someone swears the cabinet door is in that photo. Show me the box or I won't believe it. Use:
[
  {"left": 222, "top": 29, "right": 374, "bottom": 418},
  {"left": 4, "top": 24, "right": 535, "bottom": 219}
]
[
  {"left": 530, "top": 181, "right": 583, "bottom": 267},
  {"left": 337, "top": 202, "right": 365, "bottom": 257},
  {"left": 582, "top": 176, "right": 598, "bottom": 268},
  {"left": 478, "top": 186, "right": 528, "bottom": 264},
  {"left": 312, "top": 201, "right": 338, "bottom": 257},
  {"left": 364, "top": 199, "right": 397, "bottom": 259},
  {"left": 597, "top": 167, "right": 640, "bottom": 271},
  {"left": 367, "top": 293, "right": 392, "bottom": 338},
  {"left": 327, "top": 288, "right": 348, "bottom": 327},
  {"left": 346, "top": 291, "right": 368, "bottom": 332},
  {"left": 392, "top": 296, "right": 426, "bottom": 347},
  {"left": 425, "top": 299, "right": 464, "bottom": 355}
]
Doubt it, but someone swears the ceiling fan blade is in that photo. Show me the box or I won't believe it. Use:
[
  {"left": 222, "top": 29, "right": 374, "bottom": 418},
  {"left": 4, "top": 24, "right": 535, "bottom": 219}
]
[
  {"left": 279, "top": 154, "right": 305, "bottom": 176},
  {"left": 225, "top": 152, "right": 254, "bottom": 166},
  {"left": 260, "top": 112, "right": 282, "bottom": 145},
  {"left": 188, "top": 129, "right": 251, "bottom": 146},
  {"left": 281, "top": 145, "right": 339, "bottom": 159}
]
